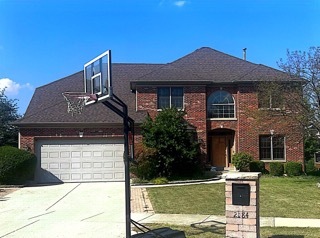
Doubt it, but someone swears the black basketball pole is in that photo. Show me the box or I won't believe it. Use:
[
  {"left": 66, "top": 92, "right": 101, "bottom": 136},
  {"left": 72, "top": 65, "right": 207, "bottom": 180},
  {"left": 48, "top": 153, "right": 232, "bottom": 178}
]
[
  {"left": 103, "top": 97, "right": 133, "bottom": 238},
  {"left": 123, "top": 103, "right": 131, "bottom": 238}
]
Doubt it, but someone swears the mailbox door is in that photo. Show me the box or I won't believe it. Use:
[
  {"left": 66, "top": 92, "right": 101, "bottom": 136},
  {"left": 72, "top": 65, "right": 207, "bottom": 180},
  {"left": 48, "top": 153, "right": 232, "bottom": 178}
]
[{"left": 232, "top": 183, "right": 250, "bottom": 206}]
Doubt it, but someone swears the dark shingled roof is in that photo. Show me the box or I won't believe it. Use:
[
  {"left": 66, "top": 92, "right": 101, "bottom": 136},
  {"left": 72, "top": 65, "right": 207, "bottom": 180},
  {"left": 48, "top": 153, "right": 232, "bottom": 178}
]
[
  {"left": 16, "top": 63, "right": 163, "bottom": 126},
  {"left": 130, "top": 47, "right": 295, "bottom": 88},
  {"left": 15, "top": 47, "right": 297, "bottom": 126}
]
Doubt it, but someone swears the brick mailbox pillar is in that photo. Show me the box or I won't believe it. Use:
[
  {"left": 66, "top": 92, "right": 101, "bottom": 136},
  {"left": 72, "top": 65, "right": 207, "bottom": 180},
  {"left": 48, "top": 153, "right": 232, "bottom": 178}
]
[{"left": 225, "top": 172, "right": 261, "bottom": 238}]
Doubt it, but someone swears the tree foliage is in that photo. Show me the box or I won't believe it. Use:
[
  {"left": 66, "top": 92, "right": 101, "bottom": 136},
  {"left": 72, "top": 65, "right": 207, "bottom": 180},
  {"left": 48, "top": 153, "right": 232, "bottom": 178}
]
[
  {"left": 0, "top": 89, "right": 20, "bottom": 147},
  {"left": 141, "top": 108, "right": 200, "bottom": 178},
  {"left": 278, "top": 46, "right": 320, "bottom": 133}
]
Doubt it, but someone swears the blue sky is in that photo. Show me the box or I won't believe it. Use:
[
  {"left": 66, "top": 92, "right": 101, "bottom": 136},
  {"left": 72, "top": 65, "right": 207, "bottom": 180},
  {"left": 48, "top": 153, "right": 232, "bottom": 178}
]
[{"left": 0, "top": 0, "right": 319, "bottom": 114}]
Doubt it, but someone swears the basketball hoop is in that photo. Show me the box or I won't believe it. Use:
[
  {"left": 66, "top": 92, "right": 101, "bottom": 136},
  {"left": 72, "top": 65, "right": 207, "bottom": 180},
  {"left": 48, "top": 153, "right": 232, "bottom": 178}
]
[{"left": 62, "top": 92, "right": 97, "bottom": 115}]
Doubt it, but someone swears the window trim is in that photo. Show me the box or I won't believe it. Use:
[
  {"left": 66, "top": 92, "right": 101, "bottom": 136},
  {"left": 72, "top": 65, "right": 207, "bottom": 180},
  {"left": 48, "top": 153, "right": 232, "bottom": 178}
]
[
  {"left": 157, "top": 87, "right": 184, "bottom": 110},
  {"left": 207, "top": 90, "right": 236, "bottom": 119},
  {"left": 259, "top": 134, "right": 286, "bottom": 162}
]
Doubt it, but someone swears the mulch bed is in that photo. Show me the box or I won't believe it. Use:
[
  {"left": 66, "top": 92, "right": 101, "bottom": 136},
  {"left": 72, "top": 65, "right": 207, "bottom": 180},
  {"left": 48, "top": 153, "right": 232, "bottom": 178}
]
[{"left": 0, "top": 188, "right": 19, "bottom": 198}]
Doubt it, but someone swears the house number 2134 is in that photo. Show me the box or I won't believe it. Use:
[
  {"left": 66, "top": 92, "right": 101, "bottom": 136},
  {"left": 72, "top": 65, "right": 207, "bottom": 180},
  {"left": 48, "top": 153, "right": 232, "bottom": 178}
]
[{"left": 233, "top": 211, "right": 249, "bottom": 219}]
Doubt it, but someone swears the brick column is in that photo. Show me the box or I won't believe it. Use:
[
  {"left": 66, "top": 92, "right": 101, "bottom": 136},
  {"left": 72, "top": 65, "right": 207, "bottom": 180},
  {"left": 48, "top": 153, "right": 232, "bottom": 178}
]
[{"left": 225, "top": 172, "right": 261, "bottom": 238}]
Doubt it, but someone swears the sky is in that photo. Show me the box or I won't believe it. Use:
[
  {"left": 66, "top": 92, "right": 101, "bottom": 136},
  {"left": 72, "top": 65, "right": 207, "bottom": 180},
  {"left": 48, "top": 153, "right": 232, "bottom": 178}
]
[{"left": 0, "top": 0, "right": 319, "bottom": 115}]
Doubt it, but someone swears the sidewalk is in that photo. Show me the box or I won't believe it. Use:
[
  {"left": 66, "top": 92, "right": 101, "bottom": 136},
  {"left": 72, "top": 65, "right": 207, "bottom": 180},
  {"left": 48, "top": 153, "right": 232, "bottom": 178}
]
[
  {"left": 131, "top": 182, "right": 320, "bottom": 229},
  {"left": 131, "top": 212, "right": 320, "bottom": 228}
]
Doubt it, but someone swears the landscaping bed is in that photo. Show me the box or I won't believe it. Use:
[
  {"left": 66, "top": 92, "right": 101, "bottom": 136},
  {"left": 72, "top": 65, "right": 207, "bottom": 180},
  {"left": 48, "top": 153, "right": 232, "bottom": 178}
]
[{"left": 0, "top": 187, "right": 18, "bottom": 198}]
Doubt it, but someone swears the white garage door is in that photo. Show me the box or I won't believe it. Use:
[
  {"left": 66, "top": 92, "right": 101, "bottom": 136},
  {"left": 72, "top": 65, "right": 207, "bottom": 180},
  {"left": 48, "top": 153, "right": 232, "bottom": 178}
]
[{"left": 35, "top": 139, "right": 124, "bottom": 183}]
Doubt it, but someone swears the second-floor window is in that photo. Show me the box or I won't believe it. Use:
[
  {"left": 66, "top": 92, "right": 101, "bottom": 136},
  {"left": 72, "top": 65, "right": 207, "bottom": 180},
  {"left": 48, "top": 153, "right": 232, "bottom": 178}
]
[
  {"left": 207, "top": 90, "right": 235, "bottom": 118},
  {"left": 157, "top": 87, "right": 183, "bottom": 109},
  {"left": 258, "top": 92, "right": 283, "bottom": 109},
  {"left": 258, "top": 82, "right": 284, "bottom": 109}
]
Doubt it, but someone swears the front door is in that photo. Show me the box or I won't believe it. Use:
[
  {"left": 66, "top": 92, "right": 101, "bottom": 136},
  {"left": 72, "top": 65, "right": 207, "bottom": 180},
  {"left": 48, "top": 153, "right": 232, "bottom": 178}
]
[
  {"left": 211, "top": 134, "right": 234, "bottom": 168},
  {"left": 212, "top": 136, "right": 227, "bottom": 167}
]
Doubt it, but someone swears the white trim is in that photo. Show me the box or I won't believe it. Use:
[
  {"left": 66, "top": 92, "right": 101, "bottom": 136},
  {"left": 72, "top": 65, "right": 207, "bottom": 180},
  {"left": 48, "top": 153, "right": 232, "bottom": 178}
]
[
  {"left": 18, "top": 132, "right": 21, "bottom": 149},
  {"left": 261, "top": 160, "right": 286, "bottom": 162},
  {"left": 135, "top": 90, "right": 138, "bottom": 112},
  {"left": 207, "top": 90, "right": 236, "bottom": 119},
  {"left": 84, "top": 50, "right": 112, "bottom": 106},
  {"left": 84, "top": 50, "right": 110, "bottom": 68},
  {"left": 207, "top": 118, "right": 237, "bottom": 121},
  {"left": 259, "top": 135, "right": 286, "bottom": 161}
]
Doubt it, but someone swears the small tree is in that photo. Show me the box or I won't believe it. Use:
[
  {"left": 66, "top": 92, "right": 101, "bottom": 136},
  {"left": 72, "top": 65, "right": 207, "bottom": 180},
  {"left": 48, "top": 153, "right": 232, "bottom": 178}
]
[
  {"left": 277, "top": 47, "right": 320, "bottom": 134},
  {"left": 141, "top": 108, "right": 200, "bottom": 178},
  {"left": 0, "top": 89, "right": 20, "bottom": 147}
]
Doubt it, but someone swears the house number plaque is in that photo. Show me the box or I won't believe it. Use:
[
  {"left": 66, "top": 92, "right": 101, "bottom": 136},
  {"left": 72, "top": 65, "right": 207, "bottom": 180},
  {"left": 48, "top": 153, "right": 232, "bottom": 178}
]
[{"left": 233, "top": 211, "right": 249, "bottom": 219}]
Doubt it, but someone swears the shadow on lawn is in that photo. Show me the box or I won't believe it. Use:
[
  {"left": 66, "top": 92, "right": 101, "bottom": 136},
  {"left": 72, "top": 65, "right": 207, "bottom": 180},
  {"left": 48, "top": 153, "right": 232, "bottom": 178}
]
[
  {"left": 268, "top": 236, "right": 304, "bottom": 238},
  {"left": 190, "top": 220, "right": 225, "bottom": 236}
]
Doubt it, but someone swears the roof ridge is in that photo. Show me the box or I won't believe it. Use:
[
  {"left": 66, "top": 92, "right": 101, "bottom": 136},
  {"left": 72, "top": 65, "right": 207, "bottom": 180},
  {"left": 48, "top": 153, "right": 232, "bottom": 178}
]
[
  {"left": 113, "top": 63, "right": 165, "bottom": 66},
  {"left": 35, "top": 70, "right": 83, "bottom": 90},
  {"left": 169, "top": 46, "right": 263, "bottom": 69}
]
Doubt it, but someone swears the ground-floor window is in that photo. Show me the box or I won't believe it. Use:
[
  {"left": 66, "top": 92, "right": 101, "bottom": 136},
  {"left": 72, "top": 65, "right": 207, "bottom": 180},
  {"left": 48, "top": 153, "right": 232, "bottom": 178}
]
[{"left": 259, "top": 135, "right": 285, "bottom": 161}]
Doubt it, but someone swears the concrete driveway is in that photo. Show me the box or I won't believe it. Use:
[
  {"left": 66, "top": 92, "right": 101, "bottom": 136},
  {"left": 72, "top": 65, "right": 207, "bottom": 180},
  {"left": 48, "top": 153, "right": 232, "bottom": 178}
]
[{"left": 0, "top": 182, "right": 126, "bottom": 238}]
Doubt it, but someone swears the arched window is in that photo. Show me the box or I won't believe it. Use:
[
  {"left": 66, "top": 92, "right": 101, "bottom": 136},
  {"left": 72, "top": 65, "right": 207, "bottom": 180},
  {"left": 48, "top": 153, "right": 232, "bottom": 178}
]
[{"left": 207, "top": 91, "right": 235, "bottom": 118}]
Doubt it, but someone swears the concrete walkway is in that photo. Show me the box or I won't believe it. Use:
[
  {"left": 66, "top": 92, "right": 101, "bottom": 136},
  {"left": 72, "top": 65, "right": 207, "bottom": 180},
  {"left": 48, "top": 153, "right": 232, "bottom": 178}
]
[
  {"left": 131, "top": 212, "right": 320, "bottom": 228},
  {"left": 130, "top": 179, "right": 320, "bottom": 229}
]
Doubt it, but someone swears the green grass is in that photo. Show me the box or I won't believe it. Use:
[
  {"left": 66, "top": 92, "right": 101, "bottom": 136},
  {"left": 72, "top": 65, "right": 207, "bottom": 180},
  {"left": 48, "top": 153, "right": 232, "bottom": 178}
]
[
  {"left": 134, "top": 224, "right": 320, "bottom": 238},
  {"left": 147, "top": 176, "right": 320, "bottom": 218},
  {"left": 260, "top": 176, "right": 320, "bottom": 218},
  {"left": 148, "top": 183, "right": 225, "bottom": 215}
]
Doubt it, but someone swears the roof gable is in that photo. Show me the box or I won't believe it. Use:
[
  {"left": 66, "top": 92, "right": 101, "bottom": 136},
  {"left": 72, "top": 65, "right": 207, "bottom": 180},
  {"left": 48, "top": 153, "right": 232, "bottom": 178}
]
[{"left": 131, "top": 47, "right": 294, "bottom": 86}]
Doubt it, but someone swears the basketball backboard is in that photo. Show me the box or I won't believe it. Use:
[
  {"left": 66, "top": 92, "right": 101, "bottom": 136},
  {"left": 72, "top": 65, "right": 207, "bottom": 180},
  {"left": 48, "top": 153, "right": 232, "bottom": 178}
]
[{"left": 84, "top": 50, "right": 112, "bottom": 105}]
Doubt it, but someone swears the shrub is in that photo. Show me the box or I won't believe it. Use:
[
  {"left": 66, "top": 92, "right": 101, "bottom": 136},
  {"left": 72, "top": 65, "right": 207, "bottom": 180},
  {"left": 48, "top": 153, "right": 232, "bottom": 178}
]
[
  {"left": 285, "top": 162, "right": 303, "bottom": 176},
  {"left": 269, "top": 162, "right": 284, "bottom": 176},
  {"left": 0, "top": 146, "right": 37, "bottom": 185},
  {"left": 249, "top": 160, "right": 266, "bottom": 173},
  {"left": 152, "top": 177, "right": 168, "bottom": 185},
  {"left": 141, "top": 108, "right": 200, "bottom": 178},
  {"left": 305, "top": 159, "right": 317, "bottom": 174},
  {"left": 131, "top": 143, "right": 158, "bottom": 180},
  {"left": 231, "top": 152, "right": 253, "bottom": 172}
]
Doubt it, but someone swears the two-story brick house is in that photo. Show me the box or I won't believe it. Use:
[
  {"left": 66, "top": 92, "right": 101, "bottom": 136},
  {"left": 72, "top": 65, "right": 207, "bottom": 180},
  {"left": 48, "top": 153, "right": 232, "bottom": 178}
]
[{"left": 15, "top": 47, "right": 304, "bottom": 183}]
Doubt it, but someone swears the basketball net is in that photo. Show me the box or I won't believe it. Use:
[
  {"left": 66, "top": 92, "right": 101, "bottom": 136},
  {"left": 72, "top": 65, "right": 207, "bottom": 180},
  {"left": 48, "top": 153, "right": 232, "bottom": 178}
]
[{"left": 62, "top": 92, "right": 97, "bottom": 116}]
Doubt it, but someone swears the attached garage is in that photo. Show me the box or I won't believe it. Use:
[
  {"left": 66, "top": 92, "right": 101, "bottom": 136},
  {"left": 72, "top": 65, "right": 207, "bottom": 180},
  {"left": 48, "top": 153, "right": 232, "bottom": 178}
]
[{"left": 35, "top": 139, "right": 124, "bottom": 183}]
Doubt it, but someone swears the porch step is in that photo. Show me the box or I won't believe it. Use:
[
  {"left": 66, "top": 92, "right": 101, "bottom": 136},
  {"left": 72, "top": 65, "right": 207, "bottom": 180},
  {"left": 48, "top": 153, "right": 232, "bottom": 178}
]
[{"left": 217, "top": 168, "right": 238, "bottom": 179}]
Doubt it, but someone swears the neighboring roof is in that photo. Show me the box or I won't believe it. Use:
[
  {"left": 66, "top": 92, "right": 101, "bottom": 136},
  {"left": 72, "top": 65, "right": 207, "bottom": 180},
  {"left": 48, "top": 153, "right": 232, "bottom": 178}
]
[
  {"left": 15, "top": 47, "right": 299, "bottom": 126},
  {"left": 130, "top": 47, "right": 300, "bottom": 89}
]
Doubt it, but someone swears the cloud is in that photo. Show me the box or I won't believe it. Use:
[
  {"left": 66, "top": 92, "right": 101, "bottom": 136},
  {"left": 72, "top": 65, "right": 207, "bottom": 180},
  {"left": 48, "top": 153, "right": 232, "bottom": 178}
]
[
  {"left": 174, "top": 1, "right": 186, "bottom": 7},
  {"left": 159, "top": 0, "right": 188, "bottom": 7},
  {"left": 0, "top": 78, "right": 33, "bottom": 96}
]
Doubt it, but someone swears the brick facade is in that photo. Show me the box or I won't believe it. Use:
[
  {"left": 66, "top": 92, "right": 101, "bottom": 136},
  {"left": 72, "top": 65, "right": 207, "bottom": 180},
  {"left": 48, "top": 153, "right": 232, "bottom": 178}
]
[
  {"left": 19, "top": 127, "right": 124, "bottom": 153},
  {"left": 19, "top": 82, "right": 304, "bottom": 169},
  {"left": 135, "top": 83, "right": 304, "bottom": 168}
]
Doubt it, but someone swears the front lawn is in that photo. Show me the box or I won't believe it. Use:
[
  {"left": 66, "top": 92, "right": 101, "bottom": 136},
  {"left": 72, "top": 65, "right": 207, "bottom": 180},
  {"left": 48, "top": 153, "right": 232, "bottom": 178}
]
[{"left": 147, "top": 176, "right": 320, "bottom": 218}]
